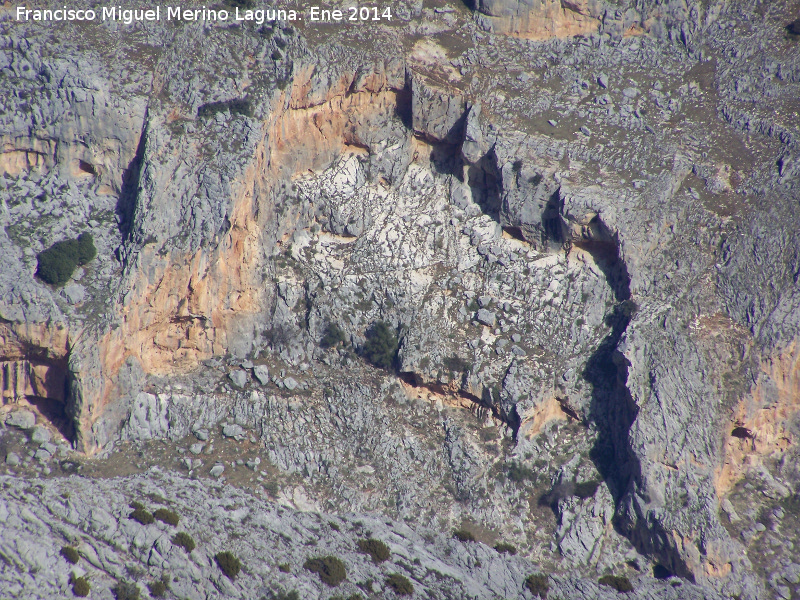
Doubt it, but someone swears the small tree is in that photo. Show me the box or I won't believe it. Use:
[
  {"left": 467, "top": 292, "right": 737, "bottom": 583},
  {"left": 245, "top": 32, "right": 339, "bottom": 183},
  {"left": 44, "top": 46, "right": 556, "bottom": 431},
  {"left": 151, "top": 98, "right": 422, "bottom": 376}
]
[
  {"left": 357, "top": 538, "right": 390, "bottom": 563},
  {"left": 599, "top": 575, "right": 634, "bottom": 593},
  {"left": 320, "top": 322, "right": 346, "bottom": 348},
  {"left": 172, "top": 532, "right": 195, "bottom": 552},
  {"left": 130, "top": 505, "right": 154, "bottom": 525},
  {"left": 525, "top": 573, "right": 549, "bottom": 598},
  {"left": 362, "top": 321, "right": 398, "bottom": 370},
  {"left": 493, "top": 542, "right": 517, "bottom": 555},
  {"left": 70, "top": 575, "right": 90, "bottom": 597},
  {"left": 304, "top": 555, "right": 346, "bottom": 586},
  {"left": 148, "top": 578, "right": 168, "bottom": 598},
  {"left": 36, "top": 232, "right": 96, "bottom": 286},
  {"left": 113, "top": 580, "right": 140, "bottom": 600},
  {"left": 153, "top": 508, "right": 180, "bottom": 526},
  {"left": 385, "top": 573, "right": 414, "bottom": 596},
  {"left": 60, "top": 546, "right": 80, "bottom": 564},
  {"left": 453, "top": 528, "right": 475, "bottom": 542},
  {"left": 215, "top": 551, "right": 241, "bottom": 579}
]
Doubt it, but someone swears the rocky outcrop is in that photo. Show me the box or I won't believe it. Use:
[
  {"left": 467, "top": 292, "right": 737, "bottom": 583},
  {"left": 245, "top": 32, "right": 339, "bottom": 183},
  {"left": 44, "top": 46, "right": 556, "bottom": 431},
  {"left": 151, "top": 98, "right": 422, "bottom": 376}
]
[
  {"left": 0, "top": 469, "right": 724, "bottom": 600},
  {"left": 467, "top": 0, "right": 723, "bottom": 41},
  {"left": 469, "top": 0, "right": 603, "bottom": 39},
  {"left": 2, "top": 2, "right": 800, "bottom": 599}
]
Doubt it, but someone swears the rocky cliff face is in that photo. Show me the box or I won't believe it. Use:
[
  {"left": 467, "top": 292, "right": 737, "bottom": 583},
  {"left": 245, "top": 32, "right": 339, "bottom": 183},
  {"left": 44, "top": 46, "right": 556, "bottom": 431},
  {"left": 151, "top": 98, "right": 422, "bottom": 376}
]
[
  {"left": 1, "top": 1, "right": 800, "bottom": 599},
  {"left": 467, "top": 0, "right": 720, "bottom": 41}
]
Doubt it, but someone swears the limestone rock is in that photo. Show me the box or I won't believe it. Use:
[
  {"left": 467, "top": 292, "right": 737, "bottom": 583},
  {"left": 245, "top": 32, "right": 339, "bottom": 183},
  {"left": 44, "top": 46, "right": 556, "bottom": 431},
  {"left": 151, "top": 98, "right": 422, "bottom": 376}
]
[
  {"left": 476, "top": 309, "right": 497, "bottom": 327},
  {"left": 30, "top": 426, "right": 51, "bottom": 444},
  {"left": 253, "top": 365, "right": 270, "bottom": 386},
  {"left": 5, "top": 410, "right": 35, "bottom": 430},
  {"left": 228, "top": 370, "right": 248, "bottom": 388}
]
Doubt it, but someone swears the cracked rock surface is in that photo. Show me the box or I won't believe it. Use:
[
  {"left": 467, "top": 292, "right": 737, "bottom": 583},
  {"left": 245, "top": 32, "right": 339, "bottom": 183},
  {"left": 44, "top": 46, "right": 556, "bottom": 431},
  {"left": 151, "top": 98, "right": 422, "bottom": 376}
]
[{"left": 1, "top": 1, "right": 800, "bottom": 598}]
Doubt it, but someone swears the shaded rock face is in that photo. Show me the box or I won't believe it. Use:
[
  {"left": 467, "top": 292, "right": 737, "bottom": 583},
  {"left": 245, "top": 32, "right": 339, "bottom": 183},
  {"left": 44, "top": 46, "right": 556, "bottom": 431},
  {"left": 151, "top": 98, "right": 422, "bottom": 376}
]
[{"left": 1, "top": 2, "right": 799, "bottom": 599}]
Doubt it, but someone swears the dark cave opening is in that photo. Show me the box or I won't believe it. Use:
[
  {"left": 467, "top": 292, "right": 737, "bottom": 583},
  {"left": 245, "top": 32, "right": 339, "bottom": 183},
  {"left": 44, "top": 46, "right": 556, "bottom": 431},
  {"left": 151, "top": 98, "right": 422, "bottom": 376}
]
[{"left": 26, "top": 395, "right": 74, "bottom": 442}]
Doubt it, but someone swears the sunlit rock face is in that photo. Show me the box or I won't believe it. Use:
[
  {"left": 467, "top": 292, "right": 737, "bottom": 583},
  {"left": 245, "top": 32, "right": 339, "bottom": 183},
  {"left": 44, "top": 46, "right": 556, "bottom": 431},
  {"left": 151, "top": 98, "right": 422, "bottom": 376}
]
[{"left": 1, "top": 2, "right": 799, "bottom": 599}]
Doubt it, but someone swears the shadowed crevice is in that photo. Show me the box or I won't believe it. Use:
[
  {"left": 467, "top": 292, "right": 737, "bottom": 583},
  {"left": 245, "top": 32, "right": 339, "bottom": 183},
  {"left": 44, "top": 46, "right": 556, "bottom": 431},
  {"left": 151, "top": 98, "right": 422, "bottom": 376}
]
[{"left": 115, "top": 113, "right": 148, "bottom": 259}]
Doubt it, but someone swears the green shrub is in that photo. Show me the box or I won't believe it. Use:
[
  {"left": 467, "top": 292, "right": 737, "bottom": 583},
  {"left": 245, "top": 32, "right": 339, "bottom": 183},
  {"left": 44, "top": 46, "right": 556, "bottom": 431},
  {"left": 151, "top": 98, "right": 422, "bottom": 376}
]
[
  {"left": 172, "top": 532, "right": 195, "bottom": 552},
  {"left": 60, "top": 545, "right": 80, "bottom": 564},
  {"left": 36, "top": 233, "right": 96, "bottom": 286},
  {"left": 153, "top": 508, "right": 180, "bottom": 526},
  {"left": 197, "top": 98, "right": 252, "bottom": 118},
  {"left": 598, "top": 575, "right": 633, "bottom": 593},
  {"left": 113, "top": 580, "right": 140, "bottom": 600},
  {"left": 215, "top": 551, "right": 241, "bottom": 579},
  {"left": 273, "top": 591, "right": 300, "bottom": 600},
  {"left": 278, "top": 562, "right": 291, "bottom": 573},
  {"left": 362, "top": 321, "right": 398, "bottom": 370},
  {"left": 130, "top": 506, "right": 154, "bottom": 525},
  {"left": 70, "top": 575, "right": 90, "bottom": 597},
  {"left": 525, "top": 573, "right": 549, "bottom": 598},
  {"left": 453, "top": 528, "right": 475, "bottom": 542},
  {"left": 304, "top": 555, "right": 347, "bottom": 586},
  {"left": 493, "top": 542, "right": 517, "bottom": 555},
  {"left": 75, "top": 232, "right": 96, "bottom": 263},
  {"left": 321, "top": 323, "right": 346, "bottom": 348},
  {"left": 148, "top": 579, "right": 168, "bottom": 597},
  {"left": 385, "top": 573, "right": 414, "bottom": 596},
  {"left": 443, "top": 355, "right": 471, "bottom": 374},
  {"left": 507, "top": 462, "right": 536, "bottom": 483},
  {"left": 36, "top": 246, "right": 71, "bottom": 286},
  {"left": 789, "top": 18, "right": 800, "bottom": 35},
  {"left": 357, "top": 538, "right": 390, "bottom": 563}
]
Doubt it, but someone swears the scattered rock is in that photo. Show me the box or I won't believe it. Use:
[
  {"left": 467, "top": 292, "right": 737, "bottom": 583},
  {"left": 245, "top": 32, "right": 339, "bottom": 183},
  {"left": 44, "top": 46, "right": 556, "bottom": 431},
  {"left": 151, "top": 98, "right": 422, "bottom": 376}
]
[
  {"left": 721, "top": 498, "right": 740, "bottom": 522},
  {"left": 6, "top": 410, "right": 35, "bottom": 430},
  {"left": 782, "top": 563, "right": 800, "bottom": 585},
  {"left": 190, "top": 443, "right": 205, "bottom": 455},
  {"left": 193, "top": 429, "right": 209, "bottom": 441},
  {"left": 622, "top": 86, "right": 639, "bottom": 98},
  {"left": 253, "top": 365, "right": 270, "bottom": 385},
  {"left": 283, "top": 377, "right": 299, "bottom": 391},
  {"left": 228, "top": 370, "right": 248, "bottom": 388},
  {"left": 222, "top": 424, "right": 245, "bottom": 439},
  {"left": 5, "top": 452, "right": 20, "bottom": 466},
  {"left": 62, "top": 282, "right": 85, "bottom": 304},
  {"left": 210, "top": 464, "right": 225, "bottom": 477},
  {"left": 30, "top": 426, "right": 51, "bottom": 445},
  {"left": 40, "top": 442, "right": 58, "bottom": 455},
  {"left": 476, "top": 309, "right": 496, "bottom": 327}
]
